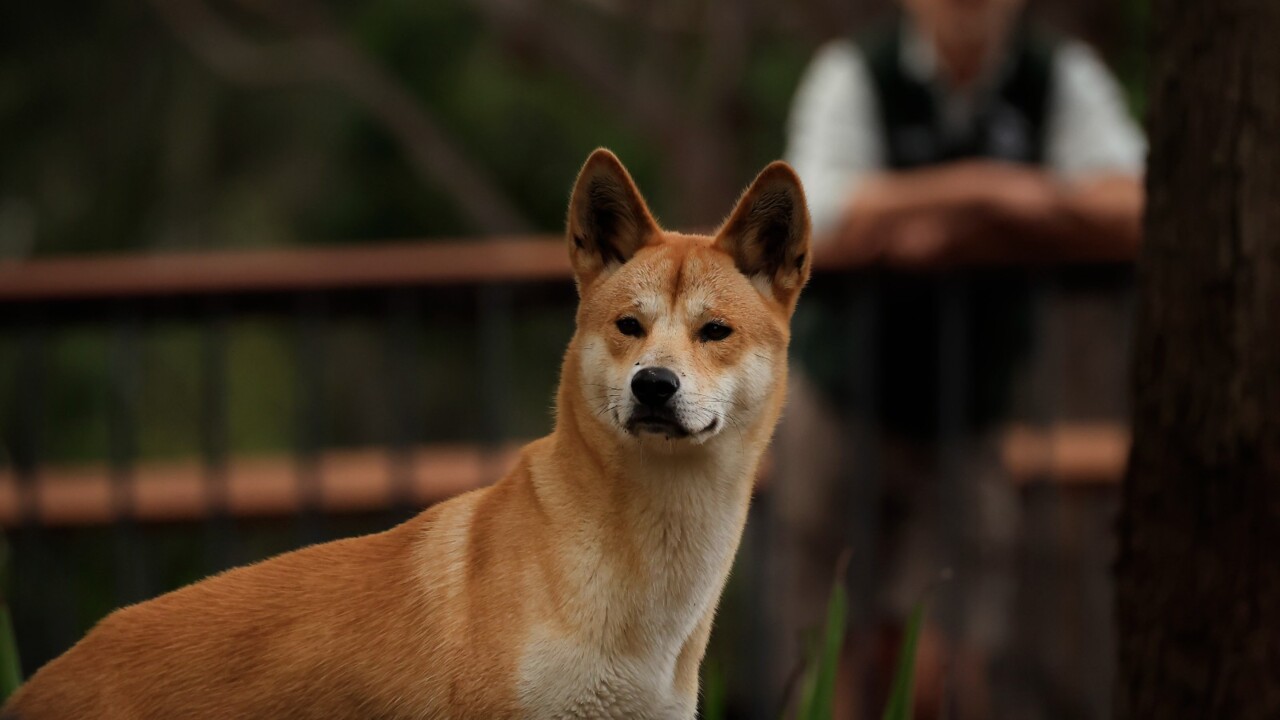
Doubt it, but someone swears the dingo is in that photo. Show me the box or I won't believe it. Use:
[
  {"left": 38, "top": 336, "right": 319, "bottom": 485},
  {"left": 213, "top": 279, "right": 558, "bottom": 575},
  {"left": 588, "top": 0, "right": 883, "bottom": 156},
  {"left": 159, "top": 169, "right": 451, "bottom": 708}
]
[{"left": 4, "top": 149, "right": 811, "bottom": 719}]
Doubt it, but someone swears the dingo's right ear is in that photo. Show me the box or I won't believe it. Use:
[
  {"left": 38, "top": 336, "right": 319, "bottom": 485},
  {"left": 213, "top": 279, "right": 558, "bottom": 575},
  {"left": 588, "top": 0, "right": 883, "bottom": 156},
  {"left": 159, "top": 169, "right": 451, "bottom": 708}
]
[{"left": 566, "top": 149, "right": 659, "bottom": 290}]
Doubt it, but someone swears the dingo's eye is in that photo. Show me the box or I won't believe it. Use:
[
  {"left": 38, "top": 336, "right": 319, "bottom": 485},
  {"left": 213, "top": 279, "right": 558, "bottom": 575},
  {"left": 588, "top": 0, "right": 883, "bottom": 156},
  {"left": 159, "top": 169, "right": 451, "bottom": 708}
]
[
  {"left": 616, "top": 317, "right": 644, "bottom": 337},
  {"left": 699, "top": 322, "right": 733, "bottom": 342}
]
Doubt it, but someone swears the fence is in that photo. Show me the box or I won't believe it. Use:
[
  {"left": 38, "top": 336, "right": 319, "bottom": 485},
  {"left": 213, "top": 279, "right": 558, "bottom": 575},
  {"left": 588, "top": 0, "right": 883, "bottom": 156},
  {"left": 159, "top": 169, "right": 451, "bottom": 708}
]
[{"left": 0, "top": 237, "right": 1132, "bottom": 717}]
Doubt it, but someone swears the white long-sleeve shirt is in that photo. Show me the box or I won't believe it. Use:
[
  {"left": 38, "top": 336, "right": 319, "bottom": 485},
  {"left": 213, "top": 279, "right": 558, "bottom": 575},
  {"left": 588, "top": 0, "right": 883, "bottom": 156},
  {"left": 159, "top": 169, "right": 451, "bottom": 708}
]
[{"left": 785, "top": 27, "right": 1147, "bottom": 235}]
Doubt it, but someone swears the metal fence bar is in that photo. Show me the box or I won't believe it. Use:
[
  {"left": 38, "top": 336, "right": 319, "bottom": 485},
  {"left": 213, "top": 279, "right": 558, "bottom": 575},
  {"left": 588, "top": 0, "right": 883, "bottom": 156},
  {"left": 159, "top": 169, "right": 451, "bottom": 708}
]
[
  {"left": 478, "top": 283, "right": 514, "bottom": 482},
  {"left": 11, "top": 313, "right": 45, "bottom": 529},
  {"left": 200, "top": 300, "right": 233, "bottom": 572},
  {"left": 847, "top": 278, "right": 884, "bottom": 720},
  {"left": 936, "top": 276, "right": 971, "bottom": 716},
  {"left": 385, "top": 287, "right": 422, "bottom": 523},
  {"left": 293, "top": 293, "right": 327, "bottom": 545},
  {"left": 741, "top": 495, "right": 773, "bottom": 720},
  {"left": 108, "top": 307, "right": 146, "bottom": 606},
  {"left": 8, "top": 312, "right": 68, "bottom": 669},
  {"left": 997, "top": 275, "right": 1065, "bottom": 718}
]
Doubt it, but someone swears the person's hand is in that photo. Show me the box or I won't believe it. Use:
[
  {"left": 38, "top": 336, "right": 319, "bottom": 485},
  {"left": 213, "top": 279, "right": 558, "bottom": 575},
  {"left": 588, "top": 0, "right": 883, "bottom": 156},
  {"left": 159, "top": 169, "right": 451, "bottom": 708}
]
[
  {"left": 821, "top": 162, "right": 1065, "bottom": 269},
  {"left": 880, "top": 214, "right": 953, "bottom": 268},
  {"left": 962, "top": 161, "right": 1061, "bottom": 224},
  {"left": 888, "top": 162, "right": 1060, "bottom": 266},
  {"left": 829, "top": 177, "right": 968, "bottom": 268}
]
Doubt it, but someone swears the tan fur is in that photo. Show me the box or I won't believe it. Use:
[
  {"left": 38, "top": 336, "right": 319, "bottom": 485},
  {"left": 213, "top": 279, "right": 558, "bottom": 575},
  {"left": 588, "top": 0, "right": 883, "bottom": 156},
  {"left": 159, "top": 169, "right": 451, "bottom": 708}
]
[{"left": 3, "top": 149, "right": 810, "bottom": 720}]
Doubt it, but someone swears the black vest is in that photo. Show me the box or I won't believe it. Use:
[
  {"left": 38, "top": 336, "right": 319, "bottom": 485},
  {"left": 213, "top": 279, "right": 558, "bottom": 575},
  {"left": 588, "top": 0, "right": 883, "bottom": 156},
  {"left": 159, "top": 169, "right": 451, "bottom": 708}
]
[
  {"left": 799, "top": 20, "right": 1056, "bottom": 438},
  {"left": 862, "top": 20, "right": 1055, "bottom": 169}
]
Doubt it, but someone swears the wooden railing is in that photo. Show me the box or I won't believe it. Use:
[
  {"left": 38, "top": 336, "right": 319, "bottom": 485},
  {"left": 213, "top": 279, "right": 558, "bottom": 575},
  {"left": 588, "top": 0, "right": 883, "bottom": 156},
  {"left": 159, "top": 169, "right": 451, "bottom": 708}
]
[
  {"left": 0, "top": 237, "right": 568, "bottom": 301},
  {"left": 0, "top": 236, "right": 1132, "bottom": 529},
  {"left": 0, "top": 423, "right": 1129, "bottom": 527}
]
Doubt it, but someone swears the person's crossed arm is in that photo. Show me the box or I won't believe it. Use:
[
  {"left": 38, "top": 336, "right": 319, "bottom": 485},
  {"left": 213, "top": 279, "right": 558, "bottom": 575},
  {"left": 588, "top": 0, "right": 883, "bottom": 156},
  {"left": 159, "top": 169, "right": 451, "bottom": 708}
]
[{"left": 838, "top": 160, "right": 1141, "bottom": 267}]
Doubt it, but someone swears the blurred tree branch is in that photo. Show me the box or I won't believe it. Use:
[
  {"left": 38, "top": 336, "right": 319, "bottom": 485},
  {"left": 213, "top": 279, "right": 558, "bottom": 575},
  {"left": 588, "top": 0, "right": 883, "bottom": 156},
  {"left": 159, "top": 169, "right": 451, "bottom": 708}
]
[
  {"left": 471, "top": 0, "right": 684, "bottom": 144},
  {"left": 148, "top": 0, "right": 533, "bottom": 235},
  {"left": 473, "top": 0, "right": 759, "bottom": 225}
]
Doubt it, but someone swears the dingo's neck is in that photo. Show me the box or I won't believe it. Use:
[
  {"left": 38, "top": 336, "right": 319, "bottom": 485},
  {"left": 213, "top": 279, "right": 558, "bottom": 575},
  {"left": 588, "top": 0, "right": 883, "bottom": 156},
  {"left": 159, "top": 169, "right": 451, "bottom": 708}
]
[{"left": 535, "top": 403, "right": 763, "bottom": 650}]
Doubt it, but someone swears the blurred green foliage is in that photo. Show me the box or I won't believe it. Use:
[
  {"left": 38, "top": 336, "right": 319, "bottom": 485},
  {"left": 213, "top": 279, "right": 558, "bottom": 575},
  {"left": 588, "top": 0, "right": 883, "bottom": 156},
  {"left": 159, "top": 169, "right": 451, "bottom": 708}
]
[
  {"left": 1, "top": 534, "right": 21, "bottom": 702},
  {"left": 0, "top": 0, "right": 814, "bottom": 468},
  {"left": 700, "top": 563, "right": 926, "bottom": 720},
  {"left": 702, "top": 659, "right": 727, "bottom": 720},
  {"left": 795, "top": 569, "right": 849, "bottom": 720},
  {"left": 0, "top": 1, "right": 814, "bottom": 258},
  {"left": 880, "top": 602, "right": 926, "bottom": 720}
]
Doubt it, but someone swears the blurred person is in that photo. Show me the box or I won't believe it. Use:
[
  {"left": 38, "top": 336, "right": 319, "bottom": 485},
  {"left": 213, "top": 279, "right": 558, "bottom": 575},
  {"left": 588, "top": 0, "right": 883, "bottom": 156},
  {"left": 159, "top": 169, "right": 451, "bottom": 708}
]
[
  {"left": 791, "top": 0, "right": 1143, "bottom": 267},
  {"left": 773, "top": 0, "right": 1143, "bottom": 717}
]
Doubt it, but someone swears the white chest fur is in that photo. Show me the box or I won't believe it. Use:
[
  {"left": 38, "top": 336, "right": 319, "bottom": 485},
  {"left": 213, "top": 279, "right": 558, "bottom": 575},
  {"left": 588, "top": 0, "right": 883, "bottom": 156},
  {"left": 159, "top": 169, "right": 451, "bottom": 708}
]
[
  {"left": 516, "top": 634, "right": 694, "bottom": 719},
  {"left": 515, "top": 445, "right": 754, "bottom": 719}
]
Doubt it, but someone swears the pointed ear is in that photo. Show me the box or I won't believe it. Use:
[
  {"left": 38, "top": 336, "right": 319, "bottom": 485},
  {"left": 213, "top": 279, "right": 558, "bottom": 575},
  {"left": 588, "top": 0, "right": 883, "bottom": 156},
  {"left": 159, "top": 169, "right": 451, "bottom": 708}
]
[
  {"left": 566, "top": 149, "right": 659, "bottom": 289},
  {"left": 715, "top": 161, "right": 812, "bottom": 310}
]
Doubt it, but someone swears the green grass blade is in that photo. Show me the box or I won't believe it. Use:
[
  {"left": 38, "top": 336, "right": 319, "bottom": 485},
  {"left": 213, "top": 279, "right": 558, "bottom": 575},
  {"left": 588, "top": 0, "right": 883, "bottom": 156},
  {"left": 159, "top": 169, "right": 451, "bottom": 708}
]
[
  {"left": 0, "top": 601, "right": 21, "bottom": 702},
  {"left": 796, "top": 560, "right": 848, "bottom": 720},
  {"left": 701, "top": 659, "right": 726, "bottom": 720},
  {"left": 0, "top": 533, "right": 19, "bottom": 702},
  {"left": 880, "top": 600, "right": 927, "bottom": 720}
]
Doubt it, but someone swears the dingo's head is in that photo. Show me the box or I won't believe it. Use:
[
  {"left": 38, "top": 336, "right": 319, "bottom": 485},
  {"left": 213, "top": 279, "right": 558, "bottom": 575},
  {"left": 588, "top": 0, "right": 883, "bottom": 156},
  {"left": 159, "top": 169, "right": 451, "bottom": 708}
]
[{"left": 560, "top": 149, "right": 810, "bottom": 453}]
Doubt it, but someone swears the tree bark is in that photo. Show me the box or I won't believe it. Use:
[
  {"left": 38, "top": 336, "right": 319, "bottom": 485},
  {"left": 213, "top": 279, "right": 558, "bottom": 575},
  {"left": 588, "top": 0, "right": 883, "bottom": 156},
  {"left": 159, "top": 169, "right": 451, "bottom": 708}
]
[{"left": 1116, "top": 1, "right": 1280, "bottom": 718}]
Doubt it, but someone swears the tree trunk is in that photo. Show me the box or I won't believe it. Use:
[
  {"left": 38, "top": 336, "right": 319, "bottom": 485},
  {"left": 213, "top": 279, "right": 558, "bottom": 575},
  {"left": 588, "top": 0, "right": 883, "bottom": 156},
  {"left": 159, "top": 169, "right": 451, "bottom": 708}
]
[{"left": 1116, "top": 1, "right": 1280, "bottom": 718}]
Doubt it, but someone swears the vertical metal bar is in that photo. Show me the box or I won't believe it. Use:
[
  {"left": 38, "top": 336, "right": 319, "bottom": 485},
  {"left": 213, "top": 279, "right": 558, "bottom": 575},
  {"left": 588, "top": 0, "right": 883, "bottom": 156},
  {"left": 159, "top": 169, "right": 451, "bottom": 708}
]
[
  {"left": 293, "top": 293, "right": 326, "bottom": 546},
  {"left": 1030, "top": 274, "right": 1064, "bottom": 477},
  {"left": 1039, "top": 274, "right": 1078, "bottom": 719},
  {"left": 998, "top": 273, "right": 1065, "bottom": 719},
  {"left": 848, "top": 277, "right": 884, "bottom": 720},
  {"left": 200, "top": 300, "right": 232, "bottom": 572},
  {"left": 741, "top": 494, "right": 772, "bottom": 720},
  {"left": 846, "top": 278, "right": 883, "bottom": 599},
  {"left": 936, "top": 275, "right": 970, "bottom": 716},
  {"left": 108, "top": 306, "right": 145, "bottom": 606},
  {"left": 11, "top": 314, "right": 45, "bottom": 536},
  {"left": 384, "top": 288, "right": 421, "bottom": 524},
  {"left": 477, "top": 283, "right": 514, "bottom": 482},
  {"left": 1118, "top": 275, "right": 1138, "bottom": 417},
  {"left": 9, "top": 311, "right": 65, "bottom": 666}
]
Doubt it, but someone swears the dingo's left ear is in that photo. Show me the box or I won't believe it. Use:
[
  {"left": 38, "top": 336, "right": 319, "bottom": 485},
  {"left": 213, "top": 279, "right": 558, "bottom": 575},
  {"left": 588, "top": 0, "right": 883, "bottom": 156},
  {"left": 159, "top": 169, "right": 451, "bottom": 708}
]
[
  {"left": 566, "top": 149, "right": 660, "bottom": 290},
  {"left": 715, "top": 161, "right": 812, "bottom": 311}
]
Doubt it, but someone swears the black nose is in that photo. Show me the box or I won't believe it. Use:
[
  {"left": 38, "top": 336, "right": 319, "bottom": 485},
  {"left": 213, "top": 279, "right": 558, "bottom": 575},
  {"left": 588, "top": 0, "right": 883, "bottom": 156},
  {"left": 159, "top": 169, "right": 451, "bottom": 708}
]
[{"left": 631, "top": 367, "right": 680, "bottom": 407}]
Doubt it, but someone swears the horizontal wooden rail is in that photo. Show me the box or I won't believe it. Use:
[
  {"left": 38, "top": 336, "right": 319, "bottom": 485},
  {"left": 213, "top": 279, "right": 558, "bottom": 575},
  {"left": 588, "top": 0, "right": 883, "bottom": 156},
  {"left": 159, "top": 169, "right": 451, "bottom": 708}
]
[
  {"left": 0, "top": 444, "right": 521, "bottom": 527},
  {"left": 0, "top": 235, "right": 1133, "bottom": 303},
  {"left": 0, "top": 237, "right": 569, "bottom": 302},
  {"left": 0, "top": 423, "right": 1128, "bottom": 528},
  {"left": 1001, "top": 422, "right": 1131, "bottom": 486}
]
